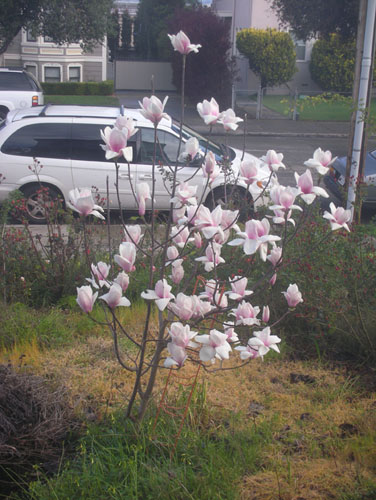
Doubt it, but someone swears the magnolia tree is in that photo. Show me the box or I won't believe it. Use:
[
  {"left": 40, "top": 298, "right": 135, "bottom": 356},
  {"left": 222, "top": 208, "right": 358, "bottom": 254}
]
[{"left": 74, "top": 30, "right": 352, "bottom": 422}]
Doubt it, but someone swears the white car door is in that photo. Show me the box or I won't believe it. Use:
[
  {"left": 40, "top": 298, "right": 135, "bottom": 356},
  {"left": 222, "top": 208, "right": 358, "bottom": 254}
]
[
  {"left": 71, "top": 120, "right": 138, "bottom": 210},
  {"left": 136, "top": 127, "right": 206, "bottom": 210}
]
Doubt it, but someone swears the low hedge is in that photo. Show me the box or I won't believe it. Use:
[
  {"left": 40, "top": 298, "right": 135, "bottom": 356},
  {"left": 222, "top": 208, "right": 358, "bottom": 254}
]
[{"left": 41, "top": 80, "right": 114, "bottom": 96}]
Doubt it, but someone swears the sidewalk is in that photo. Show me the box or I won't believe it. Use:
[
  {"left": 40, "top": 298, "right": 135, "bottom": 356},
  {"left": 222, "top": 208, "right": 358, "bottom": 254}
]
[{"left": 116, "top": 90, "right": 350, "bottom": 138}]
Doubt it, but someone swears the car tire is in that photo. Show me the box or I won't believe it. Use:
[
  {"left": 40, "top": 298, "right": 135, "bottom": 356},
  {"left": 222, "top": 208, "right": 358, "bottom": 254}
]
[
  {"left": 21, "top": 185, "right": 62, "bottom": 224},
  {"left": 206, "top": 186, "right": 254, "bottom": 221}
]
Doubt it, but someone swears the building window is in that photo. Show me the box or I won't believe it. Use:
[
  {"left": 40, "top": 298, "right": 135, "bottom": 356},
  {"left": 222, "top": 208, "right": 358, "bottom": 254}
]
[
  {"left": 25, "top": 65, "right": 37, "bottom": 78},
  {"left": 69, "top": 66, "right": 81, "bottom": 82},
  {"left": 44, "top": 66, "right": 61, "bottom": 82},
  {"left": 26, "top": 30, "right": 37, "bottom": 42},
  {"left": 44, "top": 35, "right": 56, "bottom": 43}
]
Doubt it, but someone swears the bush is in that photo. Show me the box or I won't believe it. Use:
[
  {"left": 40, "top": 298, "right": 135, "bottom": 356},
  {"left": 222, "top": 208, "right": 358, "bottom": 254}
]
[
  {"left": 169, "top": 6, "right": 234, "bottom": 107},
  {"left": 236, "top": 28, "right": 296, "bottom": 88},
  {"left": 41, "top": 81, "right": 114, "bottom": 96}
]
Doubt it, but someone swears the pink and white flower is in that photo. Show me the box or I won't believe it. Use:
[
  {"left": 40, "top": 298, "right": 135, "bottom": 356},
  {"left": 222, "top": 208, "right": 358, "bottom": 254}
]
[
  {"left": 124, "top": 225, "right": 143, "bottom": 245},
  {"left": 138, "top": 95, "right": 169, "bottom": 125},
  {"left": 168, "top": 30, "right": 201, "bottom": 55},
  {"left": 100, "top": 126, "right": 133, "bottom": 162},
  {"left": 100, "top": 282, "right": 131, "bottom": 309},
  {"left": 227, "top": 276, "right": 253, "bottom": 301},
  {"left": 196, "top": 329, "right": 232, "bottom": 362},
  {"left": 262, "top": 305, "right": 270, "bottom": 323},
  {"left": 219, "top": 108, "right": 243, "bottom": 131},
  {"left": 235, "top": 343, "right": 260, "bottom": 360},
  {"left": 91, "top": 261, "right": 110, "bottom": 287},
  {"left": 202, "top": 151, "right": 220, "bottom": 182},
  {"left": 171, "top": 181, "right": 197, "bottom": 206},
  {"left": 197, "top": 98, "right": 221, "bottom": 125},
  {"left": 114, "top": 242, "right": 136, "bottom": 272},
  {"left": 141, "top": 279, "right": 175, "bottom": 311},
  {"left": 304, "top": 147, "right": 337, "bottom": 176},
  {"left": 239, "top": 160, "right": 260, "bottom": 185},
  {"left": 260, "top": 150, "right": 286, "bottom": 172},
  {"left": 247, "top": 327, "right": 281, "bottom": 358},
  {"left": 164, "top": 343, "right": 187, "bottom": 368},
  {"left": 224, "top": 325, "right": 239, "bottom": 343},
  {"left": 169, "top": 293, "right": 195, "bottom": 321},
  {"left": 295, "top": 169, "right": 329, "bottom": 204},
  {"left": 323, "top": 202, "right": 351, "bottom": 232},
  {"left": 195, "top": 242, "right": 225, "bottom": 272},
  {"left": 282, "top": 283, "right": 303, "bottom": 308},
  {"left": 114, "top": 271, "right": 130, "bottom": 292},
  {"left": 168, "top": 322, "right": 198, "bottom": 348},
  {"left": 195, "top": 205, "right": 225, "bottom": 240},
  {"left": 115, "top": 115, "right": 138, "bottom": 140},
  {"left": 171, "top": 226, "right": 193, "bottom": 248},
  {"left": 136, "top": 182, "right": 152, "bottom": 216},
  {"left": 76, "top": 285, "right": 98, "bottom": 313},
  {"left": 228, "top": 218, "right": 280, "bottom": 261},
  {"left": 231, "top": 300, "right": 260, "bottom": 326},
  {"left": 179, "top": 137, "right": 200, "bottom": 162},
  {"left": 170, "top": 261, "right": 184, "bottom": 284},
  {"left": 69, "top": 188, "right": 105, "bottom": 220},
  {"left": 267, "top": 245, "right": 282, "bottom": 268}
]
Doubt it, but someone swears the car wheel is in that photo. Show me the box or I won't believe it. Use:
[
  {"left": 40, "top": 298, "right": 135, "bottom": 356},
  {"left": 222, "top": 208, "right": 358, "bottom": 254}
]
[
  {"left": 21, "top": 185, "right": 62, "bottom": 224},
  {"left": 206, "top": 186, "right": 254, "bottom": 221}
]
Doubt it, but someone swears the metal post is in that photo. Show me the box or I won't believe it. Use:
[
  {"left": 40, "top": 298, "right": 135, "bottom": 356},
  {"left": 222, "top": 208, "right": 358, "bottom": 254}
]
[
  {"left": 231, "top": 84, "right": 235, "bottom": 110},
  {"left": 292, "top": 88, "right": 298, "bottom": 121},
  {"left": 256, "top": 85, "right": 262, "bottom": 120},
  {"left": 347, "top": 0, "right": 376, "bottom": 219}
]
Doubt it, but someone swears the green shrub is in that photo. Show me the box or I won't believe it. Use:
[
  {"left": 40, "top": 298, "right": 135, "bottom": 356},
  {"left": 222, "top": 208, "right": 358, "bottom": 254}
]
[{"left": 41, "top": 80, "right": 114, "bottom": 96}]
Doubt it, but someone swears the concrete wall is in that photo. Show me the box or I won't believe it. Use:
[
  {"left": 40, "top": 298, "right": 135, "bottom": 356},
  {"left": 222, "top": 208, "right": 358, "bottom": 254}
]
[{"left": 115, "top": 60, "right": 175, "bottom": 91}]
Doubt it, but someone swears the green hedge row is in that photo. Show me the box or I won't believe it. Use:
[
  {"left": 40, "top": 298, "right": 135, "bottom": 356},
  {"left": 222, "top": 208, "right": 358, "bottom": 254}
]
[{"left": 41, "top": 80, "right": 114, "bottom": 96}]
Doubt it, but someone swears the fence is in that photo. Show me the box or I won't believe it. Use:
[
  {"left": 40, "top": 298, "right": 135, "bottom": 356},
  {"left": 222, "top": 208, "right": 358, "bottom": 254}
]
[{"left": 232, "top": 86, "right": 353, "bottom": 120}]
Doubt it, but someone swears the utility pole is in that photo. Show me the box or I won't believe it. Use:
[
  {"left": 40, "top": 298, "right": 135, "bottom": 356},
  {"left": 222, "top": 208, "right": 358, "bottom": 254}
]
[{"left": 347, "top": 0, "right": 376, "bottom": 221}]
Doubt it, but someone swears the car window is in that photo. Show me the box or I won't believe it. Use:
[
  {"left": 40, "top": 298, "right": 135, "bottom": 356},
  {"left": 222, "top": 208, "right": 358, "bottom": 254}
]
[
  {"left": 1, "top": 123, "right": 71, "bottom": 159},
  {"left": 171, "top": 122, "right": 230, "bottom": 160},
  {"left": 140, "top": 128, "right": 182, "bottom": 164},
  {"left": 71, "top": 124, "right": 139, "bottom": 163},
  {"left": 0, "top": 72, "right": 34, "bottom": 91}
]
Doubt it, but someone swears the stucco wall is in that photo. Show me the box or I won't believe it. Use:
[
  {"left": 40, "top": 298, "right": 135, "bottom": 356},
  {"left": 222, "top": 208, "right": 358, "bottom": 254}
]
[{"left": 115, "top": 60, "right": 175, "bottom": 91}]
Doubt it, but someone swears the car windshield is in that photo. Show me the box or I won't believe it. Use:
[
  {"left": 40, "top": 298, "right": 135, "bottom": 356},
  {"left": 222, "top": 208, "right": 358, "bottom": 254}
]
[
  {"left": 171, "top": 121, "right": 235, "bottom": 161},
  {"left": 370, "top": 150, "right": 376, "bottom": 159}
]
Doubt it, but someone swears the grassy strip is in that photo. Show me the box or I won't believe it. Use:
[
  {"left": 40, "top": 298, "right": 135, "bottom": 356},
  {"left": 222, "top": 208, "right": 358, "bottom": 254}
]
[
  {"left": 262, "top": 95, "right": 376, "bottom": 121},
  {"left": 44, "top": 95, "right": 119, "bottom": 106}
]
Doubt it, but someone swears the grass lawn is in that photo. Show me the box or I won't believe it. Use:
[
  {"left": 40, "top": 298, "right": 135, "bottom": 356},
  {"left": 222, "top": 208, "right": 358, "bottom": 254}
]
[
  {"left": 1, "top": 302, "right": 375, "bottom": 500},
  {"left": 45, "top": 94, "right": 119, "bottom": 106},
  {"left": 262, "top": 94, "right": 376, "bottom": 121}
]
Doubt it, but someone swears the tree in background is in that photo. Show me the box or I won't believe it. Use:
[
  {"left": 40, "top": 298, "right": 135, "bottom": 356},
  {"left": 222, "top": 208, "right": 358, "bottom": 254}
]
[
  {"left": 121, "top": 9, "right": 132, "bottom": 53},
  {"left": 309, "top": 34, "right": 356, "bottom": 92},
  {"left": 107, "top": 10, "right": 121, "bottom": 62},
  {"left": 269, "top": 0, "right": 359, "bottom": 41},
  {"left": 0, "top": 0, "right": 114, "bottom": 55},
  {"left": 169, "top": 6, "right": 234, "bottom": 106},
  {"left": 236, "top": 28, "right": 296, "bottom": 89},
  {"left": 134, "top": 0, "right": 185, "bottom": 60}
]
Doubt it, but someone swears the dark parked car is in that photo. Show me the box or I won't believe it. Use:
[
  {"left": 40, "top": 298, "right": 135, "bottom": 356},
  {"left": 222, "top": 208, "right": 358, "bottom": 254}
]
[{"left": 324, "top": 151, "right": 376, "bottom": 208}]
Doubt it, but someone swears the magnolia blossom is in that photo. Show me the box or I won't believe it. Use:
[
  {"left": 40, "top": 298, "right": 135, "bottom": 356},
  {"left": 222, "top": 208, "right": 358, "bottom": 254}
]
[
  {"left": 219, "top": 108, "right": 243, "bottom": 131},
  {"left": 224, "top": 325, "right": 239, "bottom": 343},
  {"left": 169, "top": 293, "right": 195, "bottom": 321},
  {"left": 240, "top": 160, "right": 259, "bottom": 185},
  {"left": 262, "top": 305, "right": 270, "bottom": 323},
  {"left": 194, "top": 205, "right": 225, "bottom": 240},
  {"left": 235, "top": 343, "right": 260, "bottom": 360},
  {"left": 76, "top": 285, "right": 98, "bottom": 313},
  {"left": 170, "top": 261, "right": 184, "bottom": 284},
  {"left": 172, "top": 206, "right": 186, "bottom": 224},
  {"left": 270, "top": 273, "right": 277, "bottom": 286},
  {"left": 270, "top": 185, "right": 302, "bottom": 213},
  {"left": 138, "top": 95, "right": 169, "bottom": 125},
  {"left": 114, "top": 242, "right": 136, "bottom": 272},
  {"left": 304, "top": 147, "right": 336, "bottom": 175},
  {"left": 231, "top": 300, "right": 260, "bottom": 326},
  {"left": 248, "top": 327, "right": 281, "bottom": 358},
  {"left": 197, "top": 98, "right": 221, "bottom": 125},
  {"left": 124, "top": 225, "right": 142, "bottom": 245},
  {"left": 100, "top": 283, "right": 131, "bottom": 309},
  {"left": 168, "top": 30, "right": 201, "bottom": 55},
  {"left": 282, "top": 284, "right": 303, "bottom": 308},
  {"left": 69, "top": 188, "right": 105, "bottom": 219},
  {"left": 168, "top": 322, "right": 198, "bottom": 348},
  {"left": 227, "top": 276, "right": 253, "bottom": 301},
  {"left": 196, "top": 329, "right": 232, "bottom": 362},
  {"left": 165, "top": 245, "right": 180, "bottom": 266},
  {"left": 229, "top": 218, "right": 280, "bottom": 261},
  {"left": 179, "top": 137, "right": 200, "bottom": 162},
  {"left": 202, "top": 151, "right": 220, "bottom": 182},
  {"left": 260, "top": 149, "right": 286, "bottom": 172},
  {"left": 191, "top": 296, "right": 212, "bottom": 318},
  {"left": 115, "top": 115, "right": 138, "bottom": 139},
  {"left": 200, "top": 279, "right": 219, "bottom": 302},
  {"left": 195, "top": 242, "right": 225, "bottom": 272},
  {"left": 295, "top": 169, "right": 329, "bottom": 204},
  {"left": 100, "top": 126, "right": 133, "bottom": 162},
  {"left": 91, "top": 262, "right": 110, "bottom": 287},
  {"left": 171, "top": 181, "right": 198, "bottom": 206},
  {"left": 141, "top": 279, "right": 175, "bottom": 311},
  {"left": 221, "top": 209, "right": 240, "bottom": 233},
  {"left": 136, "top": 182, "right": 151, "bottom": 216},
  {"left": 323, "top": 202, "right": 351, "bottom": 232},
  {"left": 194, "top": 232, "right": 202, "bottom": 248},
  {"left": 212, "top": 291, "right": 228, "bottom": 309},
  {"left": 114, "top": 271, "right": 129, "bottom": 292},
  {"left": 267, "top": 245, "right": 282, "bottom": 268},
  {"left": 164, "top": 343, "right": 187, "bottom": 368}
]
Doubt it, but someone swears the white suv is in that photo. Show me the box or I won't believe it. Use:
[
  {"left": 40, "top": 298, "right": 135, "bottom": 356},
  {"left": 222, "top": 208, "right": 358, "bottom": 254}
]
[
  {"left": 0, "top": 104, "right": 267, "bottom": 222},
  {"left": 0, "top": 68, "right": 44, "bottom": 121}
]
